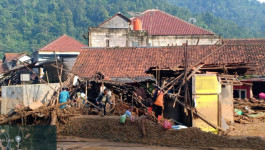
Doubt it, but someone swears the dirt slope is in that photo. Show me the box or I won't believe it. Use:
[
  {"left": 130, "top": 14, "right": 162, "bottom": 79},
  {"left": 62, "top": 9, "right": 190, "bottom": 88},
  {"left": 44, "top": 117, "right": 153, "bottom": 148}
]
[{"left": 59, "top": 115, "right": 265, "bottom": 150}]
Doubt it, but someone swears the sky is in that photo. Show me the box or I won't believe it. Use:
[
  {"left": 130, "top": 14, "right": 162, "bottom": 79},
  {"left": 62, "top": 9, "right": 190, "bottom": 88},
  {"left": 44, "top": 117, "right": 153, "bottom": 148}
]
[{"left": 257, "top": 0, "right": 265, "bottom": 3}]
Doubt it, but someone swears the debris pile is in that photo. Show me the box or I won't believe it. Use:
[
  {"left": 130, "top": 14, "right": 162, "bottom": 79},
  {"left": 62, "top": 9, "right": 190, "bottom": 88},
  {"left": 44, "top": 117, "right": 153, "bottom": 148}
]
[
  {"left": 0, "top": 73, "right": 157, "bottom": 126},
  {"left": 234, "top": 98, "right": 265, "bottom": 124}
]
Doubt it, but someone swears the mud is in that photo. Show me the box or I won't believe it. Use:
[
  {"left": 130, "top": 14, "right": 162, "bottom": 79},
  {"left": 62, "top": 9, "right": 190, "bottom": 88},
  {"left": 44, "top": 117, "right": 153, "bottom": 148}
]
[
  {"left": 59, "top": 115, "right": 265, "bottom": 150},
  {"left": 227, "top": 122, "right": 265, "bottom": 138},
  {"left": 57, "top": 136, "right": 187, "bottom": 150}
]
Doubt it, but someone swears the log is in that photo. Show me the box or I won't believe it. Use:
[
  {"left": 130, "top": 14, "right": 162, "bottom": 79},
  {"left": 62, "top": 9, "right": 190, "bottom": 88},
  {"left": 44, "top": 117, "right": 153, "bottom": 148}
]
[
  {"left": 50, "top": 110, "right": 57, "bottom": 125},
  {"left": 83, "top": 99, "right": 102, "bottom": 111},
  {"left": 0, "top": 101, "right": 70, "bottom": 125},
  {"left": 29, "top": 101, "right": 43, "bottom": 110},
  {"left": 174, "top": 98, "right": 224, "bottom": 131}
]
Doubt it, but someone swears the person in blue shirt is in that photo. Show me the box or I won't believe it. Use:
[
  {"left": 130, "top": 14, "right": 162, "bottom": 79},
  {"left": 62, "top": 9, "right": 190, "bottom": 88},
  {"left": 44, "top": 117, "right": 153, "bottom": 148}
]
[{"left": 59, "top": 87, "right": 70, "bottom": 109}]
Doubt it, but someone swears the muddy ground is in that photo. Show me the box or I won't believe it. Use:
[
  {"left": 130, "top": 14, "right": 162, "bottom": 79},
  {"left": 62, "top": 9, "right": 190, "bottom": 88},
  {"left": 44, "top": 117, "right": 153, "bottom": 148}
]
[
  {"left": 57, "top": 136, "right": 190, "bottom": 150},
  {"left": 227, "top": 122, "right": 265, "bottom": 138},
  {"left": 59, "top": 115, "right": 265, "bottom": 150}
]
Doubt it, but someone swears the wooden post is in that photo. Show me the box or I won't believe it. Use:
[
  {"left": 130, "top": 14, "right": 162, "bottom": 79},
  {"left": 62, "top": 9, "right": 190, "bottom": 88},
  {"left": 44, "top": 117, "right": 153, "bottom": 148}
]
[
  {"left": 85, "top": 80, "right": 88, "bottom": 96},
  {"left": 45, "top": 71, "right": 49, "bottom": 84},
  {"left": 54, "top": 52, "right": 60, "bottom": 82},
  {"left": 174, "top": 98, "right": 224, "bottom": 131},
  {"left": 184, "top": 41, "right": 188, "bottom": 112},
  {"left": 59, "top": 65, "right": 63, "bottom": 88},
  {"left": 50, "top": 110, "right": 57, "bottom": 125}
]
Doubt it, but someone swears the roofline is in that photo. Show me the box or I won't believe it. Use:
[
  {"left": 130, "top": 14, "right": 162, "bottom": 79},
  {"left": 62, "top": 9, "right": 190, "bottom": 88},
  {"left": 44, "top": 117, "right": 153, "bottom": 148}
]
[
  {"left": 38, "top": 51, "right": 80, "bottom": 54},
  {"left": 80, "top": 43, "right": 265, "bottom": 51},
  {"left": 98, "top": 12, "right": 131, "bottom": 27},
  {"left": 223, "top": 38, "right": 265, "bottom": 40},
  {"left": 130, "top": 9, "right": 215, "bottom": 35},
  {"left": 4, "top": 53, "right": 29, "bottom": 61},
  {"left": 38, "top": 34, "right": 86, "bottom": 51},
  {"left": 81, "top": 46, "right": 186, "bottom": 50},
  {"left": 39, "top": 34, "right": 67, "bottom": 51}
]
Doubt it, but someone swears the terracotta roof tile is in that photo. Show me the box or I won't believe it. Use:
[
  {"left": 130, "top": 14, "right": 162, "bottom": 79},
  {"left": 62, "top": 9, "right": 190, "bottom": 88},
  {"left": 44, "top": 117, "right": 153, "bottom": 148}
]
[
  {"left": 73, "top": 45, "right": 265, "bottom": 78},
  {"left": 4, "top": 53, "right": 25, "bottom": 62},
  {"left": 39, "top": 35, "right": 86, "bottom": 52},
  {"left": 223, "top": 39, "right": 265, "bottom": 45},
  {"left": 131, "top": 9, "right": 214, "bottom": 36}
]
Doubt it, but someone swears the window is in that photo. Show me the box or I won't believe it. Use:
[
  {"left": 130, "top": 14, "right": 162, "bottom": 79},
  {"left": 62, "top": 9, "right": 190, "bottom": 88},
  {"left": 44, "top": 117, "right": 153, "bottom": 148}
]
[
  {"left": 132, "top": 42, "right": 139, "bottom": 47},
  {"left": 233, "top": 89, "right": 247, "bottom": 99},
  {"left": 106, "top": 40, "right": 110, "bottom": 47},
  {"left": 241, "top": 90, "right": 246, "bottom": 99},
  {"left": 148, "top": 43, "right": 152, "bottom": 46}
]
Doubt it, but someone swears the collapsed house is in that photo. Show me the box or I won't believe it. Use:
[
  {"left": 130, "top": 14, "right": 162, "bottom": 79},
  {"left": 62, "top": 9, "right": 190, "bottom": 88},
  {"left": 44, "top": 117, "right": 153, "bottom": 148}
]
[
  {"left": 3, "top": 53, "right": 31, "bottom": 70},
  {"left": 68, "top": 44, "right": 264, "bottom": 133},
  {"left": 222, "top": 39, "right": 265, "bottom": 99}
]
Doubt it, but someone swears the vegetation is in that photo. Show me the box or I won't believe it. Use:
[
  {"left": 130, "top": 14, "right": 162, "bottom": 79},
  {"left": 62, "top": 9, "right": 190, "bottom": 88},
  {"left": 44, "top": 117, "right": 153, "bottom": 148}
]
[
  {"left": 169, "top": 0, "right": 265, "bottom": 37},
  {"left": 0, "top": 0, "right": 263, "bottom": 58}
]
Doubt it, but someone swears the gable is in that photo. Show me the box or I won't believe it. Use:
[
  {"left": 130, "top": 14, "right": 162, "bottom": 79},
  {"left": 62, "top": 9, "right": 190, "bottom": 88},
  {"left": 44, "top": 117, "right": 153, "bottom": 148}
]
[
  {"left": 99, "top": 14, "right": 130, "bottom": 29},
  {"left": 39, "top": 35, "right": 86, "bottom": 52}
]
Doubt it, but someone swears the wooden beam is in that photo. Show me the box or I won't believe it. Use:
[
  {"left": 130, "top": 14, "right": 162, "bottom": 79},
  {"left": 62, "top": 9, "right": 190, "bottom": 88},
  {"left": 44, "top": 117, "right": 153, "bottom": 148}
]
[{"left": 175, "top": 98, "right": 225, "bottom": 131}]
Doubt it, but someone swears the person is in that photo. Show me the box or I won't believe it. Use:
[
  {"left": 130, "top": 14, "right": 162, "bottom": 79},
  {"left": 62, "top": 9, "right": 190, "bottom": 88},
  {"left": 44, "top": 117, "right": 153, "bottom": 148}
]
[
  {"left": 152, "top": 86, "right": 164, "bottom": 123},
  {"left": 76, "top": 92, "right": 87, "bottom": 108},
  {"left": 125, "top": 106, "right": 133, "bottom": 117},
  {"left": 59, "top": 87, "right": 70, "bottom": 109},
  {"left": 96, "top": 88, "right": 113, "bottom": 116},
  {"left": 100, "top": 83, "right": 112, "bottom": 96}
]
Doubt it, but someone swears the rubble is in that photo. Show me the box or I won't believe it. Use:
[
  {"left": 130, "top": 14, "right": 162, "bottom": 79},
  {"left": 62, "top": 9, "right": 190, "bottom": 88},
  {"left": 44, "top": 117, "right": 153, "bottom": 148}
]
[
  {"left": 234, "top": 98, "right": 265, "bottom": 124},
  {"left": 0, "top": 47, "right": 264, "bottom": 149}
]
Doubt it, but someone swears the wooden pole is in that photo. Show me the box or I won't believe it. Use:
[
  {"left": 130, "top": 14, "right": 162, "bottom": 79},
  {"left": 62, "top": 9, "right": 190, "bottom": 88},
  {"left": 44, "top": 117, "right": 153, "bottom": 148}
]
[
  {"left": 58, "top": 64, "right": 63, "bottom": 88},
  {"left": 85, "top": 81, "right": 88, "bottom": 96},
  {"left": 174, "top": 98, "right": 224, "bottom": 131},
  {"left": 45, "top": 71, "right": 49, "bottom": 84},
  {"left": 184, "top": 41, "right": 188, "bottom": 111},
  {"left": 23, "top": 64, "right": 58, "bottom": 93},
  {"left": 54, "top": 52, "right": 60, "bottom": 82}
]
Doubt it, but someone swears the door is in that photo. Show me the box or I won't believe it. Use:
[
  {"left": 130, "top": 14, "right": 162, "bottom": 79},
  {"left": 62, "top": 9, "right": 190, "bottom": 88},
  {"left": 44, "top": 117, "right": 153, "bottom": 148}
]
[{"left": 192, "top": 74, "right": 221, "bottom": 133}]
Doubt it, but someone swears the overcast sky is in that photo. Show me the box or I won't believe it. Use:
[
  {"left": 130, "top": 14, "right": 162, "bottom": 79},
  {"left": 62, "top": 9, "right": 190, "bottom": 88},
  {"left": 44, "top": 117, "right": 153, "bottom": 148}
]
[{"left": 257, "top": 0, "right": 265, "bottom": 3}]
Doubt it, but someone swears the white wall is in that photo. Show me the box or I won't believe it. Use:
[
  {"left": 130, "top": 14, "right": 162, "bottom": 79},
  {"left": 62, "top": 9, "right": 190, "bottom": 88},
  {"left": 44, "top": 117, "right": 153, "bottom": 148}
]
[
  {"left": 19, "top": 55, "right": 31, "bottom": 63},
  {"left": 149, "top": 36, "right": 221, "bottom": 46},
  {"left": 1, "top": 83, "right": 60, "bottom": 115}
]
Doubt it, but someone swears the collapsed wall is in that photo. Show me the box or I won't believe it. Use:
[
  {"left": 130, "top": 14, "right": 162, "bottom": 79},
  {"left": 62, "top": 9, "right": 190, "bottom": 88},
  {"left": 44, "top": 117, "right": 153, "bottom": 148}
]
[{"left": 59, "top": 115, "right": 265, "bottom": 149}]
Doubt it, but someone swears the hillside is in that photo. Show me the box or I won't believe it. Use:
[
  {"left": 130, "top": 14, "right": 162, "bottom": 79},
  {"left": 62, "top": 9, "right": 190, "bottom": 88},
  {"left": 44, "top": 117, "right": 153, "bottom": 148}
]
[
  {"left": 169, "top": 0, "right": 265, "bottom": 37},
  {"left": 0, "top": 0, "right": 262, "bottom": 58}
]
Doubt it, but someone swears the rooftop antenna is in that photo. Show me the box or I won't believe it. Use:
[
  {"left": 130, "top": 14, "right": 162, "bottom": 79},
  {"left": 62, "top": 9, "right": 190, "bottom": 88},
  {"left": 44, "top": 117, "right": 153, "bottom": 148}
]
[
  {"left": 189, "top": 18, "right": 197, "bottom": 24},
  {"left": 188, "top": 18, "right": 197, "bottom": 46},
  {"left": 127, "top": 11, "right": 144, "bottom": 17}
]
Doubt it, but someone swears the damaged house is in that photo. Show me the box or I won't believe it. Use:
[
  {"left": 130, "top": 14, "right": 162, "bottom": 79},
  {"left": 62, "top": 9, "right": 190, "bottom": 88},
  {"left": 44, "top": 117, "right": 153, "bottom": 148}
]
[
  {"left": 87, "top": 9, "right": 221, "bottom": 48},
  {"left": 223, "top": 39, "right": 265, "bottom": 99},
  {"left": 32, "top": 34, "right": 86, "bottom": 82},
  {"left": 72, "top": 44, "right": 264, "bottom": 132}
]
